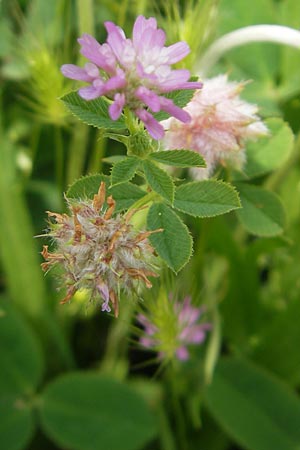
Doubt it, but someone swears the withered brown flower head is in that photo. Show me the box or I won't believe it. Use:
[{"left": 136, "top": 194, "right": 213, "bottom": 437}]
[{"left": 41, "top": 182, "right": 160, "bottom": 317}]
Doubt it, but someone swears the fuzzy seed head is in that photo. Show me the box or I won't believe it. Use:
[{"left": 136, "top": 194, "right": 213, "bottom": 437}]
[
  {"left": 162, "top": 74, "right": 269, "bottom": 178},
  {"left": 41, "top": 182, "right": 160, "bottom": 317}
]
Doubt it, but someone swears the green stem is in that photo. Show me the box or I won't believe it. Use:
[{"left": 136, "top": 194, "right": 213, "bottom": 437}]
[
  {"left": 54, "top": 127, "right": 64, "bottom": 193},
  {"left": 66, "top": 124, "right": 89, "bottom": 186},
  {"left": 203, "top": 305, "right": 221, "bottom": 385},
  {"left": 169, "top": 365, "right": 188, "bottom": 450},
  {"left": 124, "top": 107, "right": 140, "bottom": 135},
  {"left": 100, "top": 300, "right": 135, "bottom": 379},
  {"left": 117, "top": 0, "right": 129, "bottom": 28},
  {"left": 76, "top": 0, "right": 95, "bottom": 37},
  {"left": 157, "top": 403, "right": 177, "bottom": 450},
  {"left": 128, "top": 190, "right": 158, "bottom": 211},
  {"left": 87, "top": 130, "right": 107, "bottom": 174}
]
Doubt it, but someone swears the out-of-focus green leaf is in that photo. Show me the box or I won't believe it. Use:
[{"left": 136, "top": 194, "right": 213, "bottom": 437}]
[
  {"left": 61, "top": 92, "right": 126, "bottom": 130},
  {"left": 174, "top": 181, "right": 240, "bottom": 217},
  {"left": 205, "top": 357, "right": 300, "bottom": 450},
  {"left": 218, "top": 0, "right": 279, "bottom": 80},
  {"left": 142, "top": 160, "right": 175, "bottom": 204},
  {"left": 251, "top": 300, "right": 300, "bottom": 386},
  {"left": 147, "top": 203, "right": 192, "bottom": 272},
  {"left": 235, "top": 183, "right": 285, "bottom": 236},
  {"left": 0, "top": 300, "right": 44, "bottom": 396},
  {"left": 243, "top": 118, "right": 294, "bottom": 179},
  {"left": 0, "top": 138, "right": 48, "bottom": 318},
  {"left": 0, "top": 395, "right": 35, "bottom": 450},
  {"left": 39, "top": 372, "right": 158, "bottom": 450}
]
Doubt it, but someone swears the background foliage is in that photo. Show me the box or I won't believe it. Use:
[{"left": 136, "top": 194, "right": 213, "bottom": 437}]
[{"left": 1, "top": 0, "right": 300, "bottom": 449}]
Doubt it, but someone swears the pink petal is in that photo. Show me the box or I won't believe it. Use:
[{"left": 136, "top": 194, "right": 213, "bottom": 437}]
[
  {"left": 104, "top": 73, "right": 126, "bottom": 92},
  {"left": 159, "top": 97, "right": 191, "bottom": 123},
  {"left": 132, "top": 16, "right": 157, "bottom": 47},
  {"left": 176, "top": 346, "right": 189, "bottom": 361},
  {"left": 78, "top": 85, "right": 101, "bottom": 100},
  {"left": 61, "top": 64, "right": 93, "bottom": 82},
  {"left": 164, "top": 42, "right": 190, "bottom": 64},
  {"left": 109, "top": 93, "right": 126, "bottom": 120},
  {"left": 135, "top": 86, "right": 161, "bottom": 112},
  {"left": 105, "top": 21, "right": 129, "bottom": 63},
  {"left": 78, "top": 34, "right": 107, "bottom": 68},
  {"left": 84, "top": 62, "right": 99, "bottom": 78},
  {"left": 135, "top": 109, "right": 164, "bottom": 140}
]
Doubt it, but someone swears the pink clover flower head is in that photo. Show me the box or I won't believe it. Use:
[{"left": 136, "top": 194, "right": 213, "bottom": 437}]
[
  {"left": 41, "top": 182, "right": 160, "bottom": 317},
  {"left": 138, "top": 296, "right": 211, "bottom": 361},
  {"left": 61, "top": 15, "right": 202, "bottom": 140},
  {"left": 162, "top": 74, "right": 268, "bottom": 178}
]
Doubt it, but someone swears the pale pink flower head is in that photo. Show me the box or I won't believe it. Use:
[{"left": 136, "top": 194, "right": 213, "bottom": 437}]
[
  {"left": 138, "top": 296, "right": 211, "bottom": 361},
  {"left": 61, "top": 16, "right": 202, "bottom": 140},
  {"left": 162, "top": 74, "right": 268, "bottom": 178},
  {"left": 41, "top": 182, "right": 160, "bottom": 317}
]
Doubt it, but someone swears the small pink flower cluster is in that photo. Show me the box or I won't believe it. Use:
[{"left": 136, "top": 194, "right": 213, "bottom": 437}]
[
  {"left": 138, "top": 296, "right": 211, "bottom": 361},
  {"left": 162, "top": 74, "right": 268, "bottom": 178},
  {"left": 61, "top": 16, "right": 202, "bottom": 139}
]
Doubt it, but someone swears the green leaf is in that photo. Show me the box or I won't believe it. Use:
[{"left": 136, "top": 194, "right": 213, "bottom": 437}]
[
  {"left": 0, "top": 395, "right": 35, "bottom": 450},
  {"left": 174, "top": 181, "right": 240, "bottom": 217},
  {"left": 61, "top": 92, "right": 126, "bottom": 130},
  {"left": 153, "top": 88, "right": 196, "bottom": 121},
  {"left": 149, "top": 150, "right": 206, "bottom": 168},
  {"left": 235, "top": 183, "right": 285, "bottom": 236},
  {"left": 142, "top": 160, "right": 175, "bottom": 204},
  {"left": 111, "top": 156, "right": 140, "bottom": 186},
  {"left": 66, "top": 174, "right": 146, "bottom": 212},
  {"left": 147, "top": 203, "right": 193, "bottom": 272},
  {"left": 39, "top": 372, "right": 158, "bottom": 450},
  {"left": 0, "top": 300, "right": 44, "bottom": 396},
  {"left": 251, "top": 299, "right": 300, "bottom": 386},
  {"left": 243, "top": 118, "right": 294, "bottom": 179},
  {"left": 205, "top": 357, "right": 300, "bottom": 450}
]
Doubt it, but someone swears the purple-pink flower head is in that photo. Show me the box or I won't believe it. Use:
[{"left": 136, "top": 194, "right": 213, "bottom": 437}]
[
  {"left": 138, "top": 296, "right": 211, "bottom": 361},
  {"left": 61, "top": 16, "right": 202, "bottom": 140},
  {"left": 162, "top": 74, "right": 268, "bottom": 178}
]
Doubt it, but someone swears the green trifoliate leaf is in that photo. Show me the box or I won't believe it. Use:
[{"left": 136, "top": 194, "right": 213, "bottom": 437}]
[
  {"left": 142, "top": 160, "right": 175, "bottom": 204},
  {"left": 147, "top": 203, "right": 193, "bottom": 272},
  {"left": 205, "top": 357, "right": 300, "bottom": 450},
  {"left": 111, "top": 156, "right": 140, "bottom": 186},
  {"left": 149, "top": 150, "right": 206, "bottom": 168},
  {"left": 61, "top": 92, "right": 126, "bottom": 130},
  {"left": 39, "top": 373, "right": 158, "bottom": 450},
  {"left": 66, "top": 174, "right": 146, "bottom": 212},
  {"left": 243, "top": 118, "right": 294, "bottom": 179},
  {"left": 174, "top": 180, "right": 241, "bottom": 217},
  {"left": 235, "top": 183, "right": 285, "bottom": 236}
]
